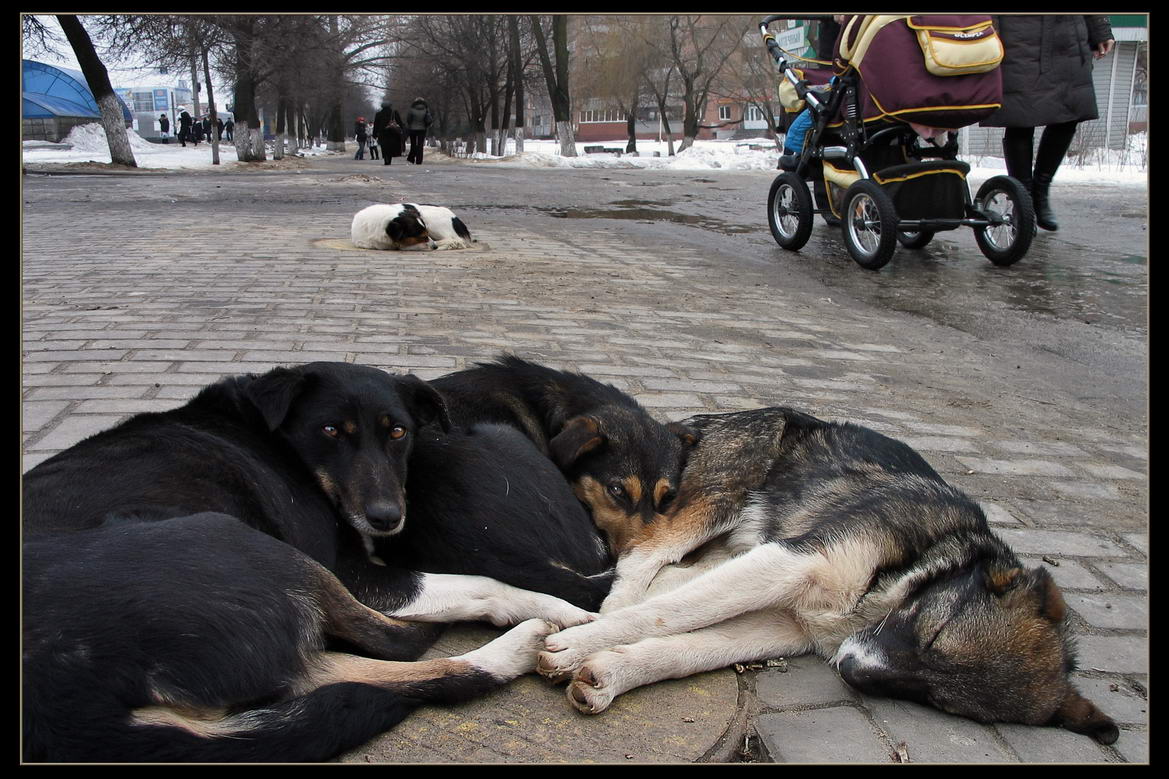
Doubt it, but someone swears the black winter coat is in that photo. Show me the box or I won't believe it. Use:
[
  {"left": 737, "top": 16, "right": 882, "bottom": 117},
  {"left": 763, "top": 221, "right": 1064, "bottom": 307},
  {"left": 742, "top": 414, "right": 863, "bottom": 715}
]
[
  {"left": 980, "top": 15, "right": 1114, "bottom": 128},
  {"left": 373, "top": 106, "right": 404, "bottom": 157}
]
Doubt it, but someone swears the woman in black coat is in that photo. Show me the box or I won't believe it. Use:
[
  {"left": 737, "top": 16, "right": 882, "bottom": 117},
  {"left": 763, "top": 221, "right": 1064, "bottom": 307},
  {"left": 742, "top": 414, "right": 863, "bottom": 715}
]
[
  {"left": 980, "top": 15, "right": 1114, "bottom": 231},
  {"left": 372, "top": 102, "right": 404, "bottom": 166}
]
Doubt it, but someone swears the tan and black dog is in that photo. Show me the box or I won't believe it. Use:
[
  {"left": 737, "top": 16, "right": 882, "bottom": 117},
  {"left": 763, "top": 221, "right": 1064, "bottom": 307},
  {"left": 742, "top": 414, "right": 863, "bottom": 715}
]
[
  {"left": 430, "top": 355, "right": 701, "bottom": 557},
  {"left": 537, "top": 406, "right": 1119, "bottom": 744}
]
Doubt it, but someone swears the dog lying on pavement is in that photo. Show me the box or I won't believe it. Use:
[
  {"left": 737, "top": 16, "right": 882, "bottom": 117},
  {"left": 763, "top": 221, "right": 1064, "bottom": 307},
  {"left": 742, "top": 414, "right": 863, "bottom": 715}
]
[
  {"left": 351, "top": 203, "right": 474, "bottom": 251},
  {"left": 21, "top": 362, "right": 601, "bottom": 762},
  {"left": 536, "top": 406, "right": 1119, "bottom": 744}
]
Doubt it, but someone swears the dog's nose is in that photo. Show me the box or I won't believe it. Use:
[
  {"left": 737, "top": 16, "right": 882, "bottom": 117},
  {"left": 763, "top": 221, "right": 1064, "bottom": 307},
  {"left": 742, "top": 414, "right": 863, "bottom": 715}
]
[{"left": 365, "top": 501, "right": 403, "bottom": 532}]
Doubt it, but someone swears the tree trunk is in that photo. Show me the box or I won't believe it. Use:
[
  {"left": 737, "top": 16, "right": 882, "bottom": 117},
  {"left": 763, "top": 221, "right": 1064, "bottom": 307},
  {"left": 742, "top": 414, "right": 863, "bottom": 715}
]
[
  {"left": 230, "top": 21, "right": 266, "bottom": 162},
  {"left": 625, "top": 94, "right": 639, "bottom": 154},
  {"left": 273, "top": 95, "right": 286, "bottom": 160},
  {"left": 508, "top": 16, "right": 525, "bottom": 154},
  {"left": 201, "top": 47, "right": 220, "bottom": 165},
  {"left": 56, "top": 15, "right": 136, "bottom": 167},
  {"left": 530, "top": 15, "right": 576, "bottom": 156}
]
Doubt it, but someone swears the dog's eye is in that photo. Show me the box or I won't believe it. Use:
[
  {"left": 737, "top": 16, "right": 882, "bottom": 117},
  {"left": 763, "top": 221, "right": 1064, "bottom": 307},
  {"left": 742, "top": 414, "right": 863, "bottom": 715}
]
[
  {"left": 322, "top": 424, "right": 340, "bottom": 438},
  {"left": 657, "top": 490, "right": 677, "bottom": 510},
  {"left": 389, "top": 426, "right": 407, "bottom": 440},
  {"left": 607, "top": 483, "right": 625, "bottom": 499}
]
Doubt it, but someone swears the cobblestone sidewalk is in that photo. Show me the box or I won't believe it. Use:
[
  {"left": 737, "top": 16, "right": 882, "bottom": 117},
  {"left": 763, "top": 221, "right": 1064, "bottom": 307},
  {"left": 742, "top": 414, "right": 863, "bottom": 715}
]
[{"left": 21, "top": 170, "right": 1147, "bottom": 763}]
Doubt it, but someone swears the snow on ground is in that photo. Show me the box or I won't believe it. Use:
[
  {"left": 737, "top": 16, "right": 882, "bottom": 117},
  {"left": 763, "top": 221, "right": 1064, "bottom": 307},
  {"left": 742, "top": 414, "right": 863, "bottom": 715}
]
[{"left": 22, "top": 123, "right": 1148, "bottom": 187}]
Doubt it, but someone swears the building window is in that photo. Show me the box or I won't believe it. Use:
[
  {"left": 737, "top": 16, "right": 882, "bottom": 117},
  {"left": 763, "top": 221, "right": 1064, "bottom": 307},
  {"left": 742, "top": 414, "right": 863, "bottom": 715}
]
[
  {"left": 1132, "top": 42, "right": 1147, "bottom": 108},
  {"left": 745, "top": 105, "right": 763, "bottom": 122},
  {"left": 580, "top": 108, "right": 628, "bottom": 123},
  {"left": 718, "top": 105, "right": 732, "bottom": 121}
]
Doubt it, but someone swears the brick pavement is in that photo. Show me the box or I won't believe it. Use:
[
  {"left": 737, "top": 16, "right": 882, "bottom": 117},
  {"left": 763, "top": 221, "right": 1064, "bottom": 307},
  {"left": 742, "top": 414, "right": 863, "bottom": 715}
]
[{"left": 21, "top": 168, "right": 1147, "bottom": 763}]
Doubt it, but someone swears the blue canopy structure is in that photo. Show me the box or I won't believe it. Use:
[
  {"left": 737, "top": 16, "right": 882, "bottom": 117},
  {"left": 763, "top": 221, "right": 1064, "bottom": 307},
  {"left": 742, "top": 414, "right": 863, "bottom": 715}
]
[{"left": 22, "top": 59, "right": 131, "bottom": 122}]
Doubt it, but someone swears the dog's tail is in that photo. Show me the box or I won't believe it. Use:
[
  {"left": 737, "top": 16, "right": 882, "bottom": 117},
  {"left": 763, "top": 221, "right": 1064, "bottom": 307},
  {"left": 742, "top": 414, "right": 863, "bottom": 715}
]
[
  {"left": 24, "top": 681, "right": 431, "bottom": 763},
  {"left": 451, "top": 215, "right": 476, "bottom": 242}
]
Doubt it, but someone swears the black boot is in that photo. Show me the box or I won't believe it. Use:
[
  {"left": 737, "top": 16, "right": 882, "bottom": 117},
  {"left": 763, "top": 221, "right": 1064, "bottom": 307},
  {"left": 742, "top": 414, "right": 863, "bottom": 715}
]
[{"left": 1031, "top": 171, "right": 1058, "bottom": 231}]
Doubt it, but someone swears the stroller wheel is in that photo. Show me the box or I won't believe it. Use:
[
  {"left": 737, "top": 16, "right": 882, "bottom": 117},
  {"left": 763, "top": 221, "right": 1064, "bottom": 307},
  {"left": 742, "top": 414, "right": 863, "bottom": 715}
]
[
  {"left": 897, "top": 229, "right": 935, "bottom": 250},
  {"left": 767, "top": 172, "right": 814, "bottom": 251},
  {"left": 841, "top": 180, "right": 898, "bottom": 271},
  {"left": 974, "top": 175, "right": 1035, "bottom": 266}
]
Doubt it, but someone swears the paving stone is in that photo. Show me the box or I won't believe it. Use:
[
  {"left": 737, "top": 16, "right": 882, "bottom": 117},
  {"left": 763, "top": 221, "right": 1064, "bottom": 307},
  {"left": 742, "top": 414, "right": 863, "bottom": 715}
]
[
  {"left": 1112, "top": 727, "right": 1149, "bottom": 764},
  {"left": 1072, "top": 676, "right": 1149, "bottom": 725},
  {"left": 1095, "top": 561, "right": 1148, "bottom": 590},
  {"left": 1020, "top": 556, "right": 1106, "bottom": 590},
  {"left": 754, "top": 655, "right": 854, "bottom": 708},
  {"left": 956, "top": 457, "right": 1076, "bottom": 477},
  {"left": 756, "top": 707, "right": 892, "bottom": 763},
  {"left": 992, "top": 528, "right": 1127, "bottom": 557},
  {"left": 1062, "top": 592, "right": 1148, "bottom": 630},
  {"left": 863, "top": 696, "right": 1016, "bottom": 763},
  {"left": 21, "top": 400, "right": 69, "bottom": 432},
  {"left": 1074, "top": 635, "right": 1149, "bottom": 675},
  {"left": 996, "top": 722, "right": 1115, "bottom": 763}
]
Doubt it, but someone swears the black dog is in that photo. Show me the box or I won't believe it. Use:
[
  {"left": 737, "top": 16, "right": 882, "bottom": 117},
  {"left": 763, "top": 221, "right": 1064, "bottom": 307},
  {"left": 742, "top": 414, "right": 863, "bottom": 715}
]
[
  {"left": 430, "top": 355, "right": 701, "bottom": 557},
  {"left": 22, "top": 362, "right": 602, "bottom": 762}
]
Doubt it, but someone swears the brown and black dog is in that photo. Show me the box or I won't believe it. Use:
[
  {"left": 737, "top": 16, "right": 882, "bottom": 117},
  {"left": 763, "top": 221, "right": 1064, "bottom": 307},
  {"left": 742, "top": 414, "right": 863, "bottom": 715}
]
[
  {"left": 537, "top": 406, "right": 1119, "bottom": 744},
  {"left": 430, "top": 355, "right": 701, "bottom": 558}
]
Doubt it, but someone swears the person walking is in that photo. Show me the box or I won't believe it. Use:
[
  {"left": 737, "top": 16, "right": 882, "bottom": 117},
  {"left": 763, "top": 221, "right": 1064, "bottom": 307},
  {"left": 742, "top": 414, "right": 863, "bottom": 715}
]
[
  {"left": 372, "top": 101, "right": 404, "bottom": 165},
  {"left": 158, "top": 113, "right": 170, "bottom": 141},
  {"left": 980, "top": 15, "right": 1115, "bottom": 232},
  {"left": 403, "top": 97, "right": 434, "bottom": 165},
  {"left": 224, "top": 117, "right": 234, "bottom": 141},
  {"left": 354, "top": 117, "right": 368, "bottom": 160},
  {"left": 177, "top": 107, "right": 192, "bottom": 147}
]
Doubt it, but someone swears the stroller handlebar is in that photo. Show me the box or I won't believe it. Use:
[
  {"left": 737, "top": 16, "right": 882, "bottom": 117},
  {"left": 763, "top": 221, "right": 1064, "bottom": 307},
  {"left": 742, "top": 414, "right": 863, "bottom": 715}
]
[{"left": 759, "top": 15, "right": 834, "bottom": 66}]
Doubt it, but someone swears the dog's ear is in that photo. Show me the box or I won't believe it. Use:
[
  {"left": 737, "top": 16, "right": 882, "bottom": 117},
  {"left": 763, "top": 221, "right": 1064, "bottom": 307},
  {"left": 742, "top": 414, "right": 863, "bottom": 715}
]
[
  {"left": 549, "top": 416, "right": 606, "bottom": 470},
  {"left": 1051, "top": 689, "right": 1120, "bottom": 744},
  {"left": 385, "top": 219, "right": 404, "bottom": 242},
  {"left": 398, "top": 374, "right": 451, "bottom": 432},
  {"left": 244, "top": 366, "right": 309, "bottom": 431},
  {"left": 666, "top": 421, "right": 701, "bottom": 450}
]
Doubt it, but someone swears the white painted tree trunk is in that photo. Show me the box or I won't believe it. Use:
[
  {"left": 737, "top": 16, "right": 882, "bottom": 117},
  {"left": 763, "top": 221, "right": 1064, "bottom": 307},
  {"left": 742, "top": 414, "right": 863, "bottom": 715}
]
[
  {"left": 234, "top": 121, "right": 266, "bottom": 162},
  {"left": 556, "top": 120, "right": 577, "bottom": 157},
  {"left": 513, "top": 127, "right": 524, "bottom": 155},
  {"left": 96, "top": 94, "right": 136, "bottom": 166}
]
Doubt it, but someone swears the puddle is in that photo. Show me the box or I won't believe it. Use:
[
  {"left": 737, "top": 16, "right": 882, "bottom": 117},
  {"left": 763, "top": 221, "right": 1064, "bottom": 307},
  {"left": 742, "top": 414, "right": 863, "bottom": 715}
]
[
  {"left": 312, "top": 238, "right": 489, "bottom": 252},
  {"left": 536, "top": 205, "right": 756, "bottom": 236}
]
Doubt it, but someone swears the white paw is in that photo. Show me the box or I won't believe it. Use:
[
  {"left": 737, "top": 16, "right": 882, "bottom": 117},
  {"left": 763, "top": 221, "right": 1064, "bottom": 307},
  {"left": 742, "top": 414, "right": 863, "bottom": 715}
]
[
  {"left": 535, "top": 622, "right": 601, "bottom": 682},
  {"left": 463, "top": 619, "right": 559, "bottom": 680},
  {"left": 567, "top": 656, "right": 621, "bottom": 714},
  {"left": 509, "top": 593, "right": 596, "bottom": 629}
]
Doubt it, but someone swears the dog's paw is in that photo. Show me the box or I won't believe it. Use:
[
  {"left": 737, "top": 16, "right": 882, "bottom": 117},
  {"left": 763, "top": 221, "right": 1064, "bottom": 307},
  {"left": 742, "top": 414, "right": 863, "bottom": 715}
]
[
  {"left": 504, "top": 593, "right": 596, "bottom": 630},
  {"left": 464, "top": 619, "right": 560, "bottom": 680},
  {"left": 535, "top": 622, "right": 601, "bottom": 682},
  {"left": 566, "top": 655, "right": 624, "bottom": 714}
]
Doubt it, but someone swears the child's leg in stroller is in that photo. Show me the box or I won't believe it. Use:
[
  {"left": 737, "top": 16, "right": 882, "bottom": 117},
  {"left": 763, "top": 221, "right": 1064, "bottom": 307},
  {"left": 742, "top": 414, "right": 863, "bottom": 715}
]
[
  {"left": 783, "top": 109, "right": 814, "bottom": 155},
  {"left": 1031, "top": 121, "right": 1078, "bottom": 231}
]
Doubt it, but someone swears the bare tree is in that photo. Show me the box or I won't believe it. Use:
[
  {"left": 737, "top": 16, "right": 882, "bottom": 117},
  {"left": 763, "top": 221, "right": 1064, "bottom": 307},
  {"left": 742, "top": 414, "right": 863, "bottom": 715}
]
[
  {"left": 530, "top": 15, "right": 576, "bottom": 156},
  {"left": 576, "top": 16, "right": 656, "bottom": 154},
  {"left": 663, "top": 15, "right": 747, "bottom": 152},
  {"left": 55, "top": 15, "right": 136, "bottom": 166}
]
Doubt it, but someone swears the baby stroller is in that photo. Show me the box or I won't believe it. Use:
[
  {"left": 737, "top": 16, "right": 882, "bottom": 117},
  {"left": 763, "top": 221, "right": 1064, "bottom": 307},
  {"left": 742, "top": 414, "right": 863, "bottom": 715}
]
[{"left": 760, "top": 15, "right": 1035, "bottom": 270}]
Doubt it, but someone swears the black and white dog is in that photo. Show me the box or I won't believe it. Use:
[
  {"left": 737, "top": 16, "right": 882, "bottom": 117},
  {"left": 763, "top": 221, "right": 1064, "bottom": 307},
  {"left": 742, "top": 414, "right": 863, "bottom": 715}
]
[{"left": 351, "top": 203, "right": 474, "bottom": 251}]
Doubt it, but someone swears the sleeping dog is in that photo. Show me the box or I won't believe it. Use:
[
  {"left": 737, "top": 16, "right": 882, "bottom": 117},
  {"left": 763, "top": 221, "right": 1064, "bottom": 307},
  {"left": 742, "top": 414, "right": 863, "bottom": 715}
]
[
  {"left": 537, "top": 407, "right": 1119, "bottom": 744},
  {"left": 21, "top": 362, "right": 603, "bottom": 762},
  {"left": 351, "top": 203, "right": 474, "bottom": 251}
]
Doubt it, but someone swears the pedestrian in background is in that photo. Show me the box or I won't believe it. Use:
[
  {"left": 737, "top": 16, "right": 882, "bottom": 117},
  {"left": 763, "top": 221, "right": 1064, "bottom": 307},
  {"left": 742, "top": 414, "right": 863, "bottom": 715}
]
[
  {"left": 373, "top": 101, "right": 404, "bottom": 165},
  {"left": 354, "top": 116, "right": 368, "bottom": 160},
  {"left": 177, "top": 107, "right": 192, "bottom": 147},
  {"left": 225, "top": 117, "right": 234, "bottom": 141},
  {"left": 159, "top": 113, "right": 170, "bottom": 140},
  {"left": 981, "top": 15, "right": 1115, "bottom": 232},
  {"left": 368, "top": 124, "right": 380, "bottom": 160},
  {"left": 216, "top": 117, "right": 224, "bottom": 140},
  {"left": 404, "top": 97, "right": 433, "bottom": 165}
]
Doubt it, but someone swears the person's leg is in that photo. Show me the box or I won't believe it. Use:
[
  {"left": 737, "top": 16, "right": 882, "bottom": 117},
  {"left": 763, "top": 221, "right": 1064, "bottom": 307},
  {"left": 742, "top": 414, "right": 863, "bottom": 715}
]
[
  {"left": 1001, "top": 126, "right": 1035, "bottom": 192},
  {"left": 1031, "top": 121, "right": 1078, "bottom": 231}
]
